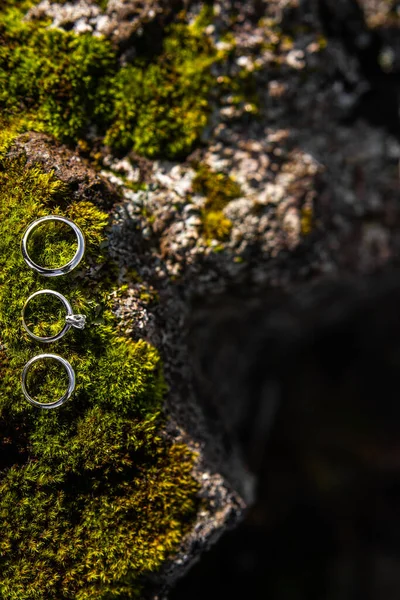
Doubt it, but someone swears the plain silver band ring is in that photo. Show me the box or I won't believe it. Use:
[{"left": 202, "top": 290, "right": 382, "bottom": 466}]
[
  {"left": 21, "top": 215, "right": 85, "bottom": 276},
  {"left": 21, "top": 354, "right": 75, "bottom": 409},
  {"left": 21, "top": 289, "right": 85, "bottom": 343}
]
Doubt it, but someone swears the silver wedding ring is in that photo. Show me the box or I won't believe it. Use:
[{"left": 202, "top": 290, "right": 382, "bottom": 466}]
[
  {"left": 21, "top": 354, "right": 75, "bottom": 409},
  {"left": 20, "top": 216, "right": 85, "bottom": 408},
  {"left": 21, "top": 215, "right": 85, "bottom": 276},
  {"left": 22, "top": 289, "right": 86, "bottom": 343}
]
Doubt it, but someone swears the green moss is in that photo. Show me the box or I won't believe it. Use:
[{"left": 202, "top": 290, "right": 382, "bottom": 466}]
[
  {"left": 201, "top": 210, "right": 233, "bottom": 242},
  {"left": 193, "top": 164, "right": 242, "bottom": 212},
  {"left": 0, "top": 5, "right": 221, "bottom": 160},
  {"left": 1, "top": 0, "right": 38, "bottom": 10},
  {"left": 0, "top": 116, "right": 25, "bottom": 157},
  {"left": 227, "top": 67, "right": 261, "bottom": 117},
  {"left": 0, "top": 7, "right": 116, "bottom": 143},
  {"left": 0, "top": 153, "right": 199, "bottom": 599},
  {"left": 191, "top": 4, "right": 215, "bottom": 33},
  {"left": 192, "top": 164, "right": 242, "bottom": 242},
  {"left": 300, "top": 205, "right": 314, "bottom": 236},
  {"left": 104, "top": 22, "right": 218, "bottom": 158}
]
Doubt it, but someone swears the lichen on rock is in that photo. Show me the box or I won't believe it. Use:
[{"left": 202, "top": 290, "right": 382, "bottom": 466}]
[{"left": 191, "top": 164, "right": 242, "bottom": 243}]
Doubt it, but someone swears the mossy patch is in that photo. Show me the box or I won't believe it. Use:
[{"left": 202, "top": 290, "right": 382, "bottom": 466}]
[
  {"left": 0, "top": 3, "right": 222, "bottom": 160},
  {"left": 192, "top": 164, "right": 242, "bottom": 242},
  {"left": 201, "top": 210, "right": 234, "bottom": 242},
  {"left": 300, "top": 205, "right": 314, "bottom": 236},
  {"left": 0, "top": 6, "right": 117, "bottom": 143},
  {"left": 105, "top": 22, "right": 218, "bottom": 159},
  {"left": 0, "top": 152, "right": 199, "bottom": 599}
]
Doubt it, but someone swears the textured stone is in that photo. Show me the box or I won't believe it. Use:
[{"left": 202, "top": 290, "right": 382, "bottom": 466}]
[{"left": 4, "top": 0, "right": 400, "bottom": 596}]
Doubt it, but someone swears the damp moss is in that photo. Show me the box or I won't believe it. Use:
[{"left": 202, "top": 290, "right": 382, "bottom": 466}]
[
  {"left": 201, "top": 211, "right": 233, "bottom": 242},
  {"left": 0, "top": 151, "right": 199, "bottom": 599},
  {"left": 0, "top": 6, "right": 116, "bottom": 142},
  {"left": 104, "top": 22, "right": 218, "bottom": 158},
  {"left": 0, "top": 3, "right": 221, "bottom": 159},
  {"left": 193, "top": 164, "right": 242, "bottom": 242},
  {"left": 300, "top": 205, "right": 314, "bottom": 236}
]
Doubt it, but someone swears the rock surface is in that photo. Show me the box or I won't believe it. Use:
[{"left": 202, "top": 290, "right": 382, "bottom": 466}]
[{"left": 1, "top": 0, "right": 400, "bottom": 598}]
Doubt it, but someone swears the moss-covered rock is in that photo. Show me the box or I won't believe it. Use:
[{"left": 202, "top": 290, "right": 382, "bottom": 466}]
[
  {"left": 0, "top": 2, "right": 221, "bottom": 159},
  {"left": 0, "top": 146, "right": 199, "bottom": 599},
  {"left": 0, "top": 1, "right": 265, "bottom": 598},
  {"left": 192, "top": 164, "right": 242, "bottom": 242},
  {"left": 104, "top": 22, "right": 218, "bottom": 159}
]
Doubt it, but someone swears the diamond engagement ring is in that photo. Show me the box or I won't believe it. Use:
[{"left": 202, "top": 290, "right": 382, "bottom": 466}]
[
  {"left": 21, "top": 215, "right": 85, "bottom": 276},
  {"left": 22, "top": 289, "right": 86, "bottom": 343}
]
